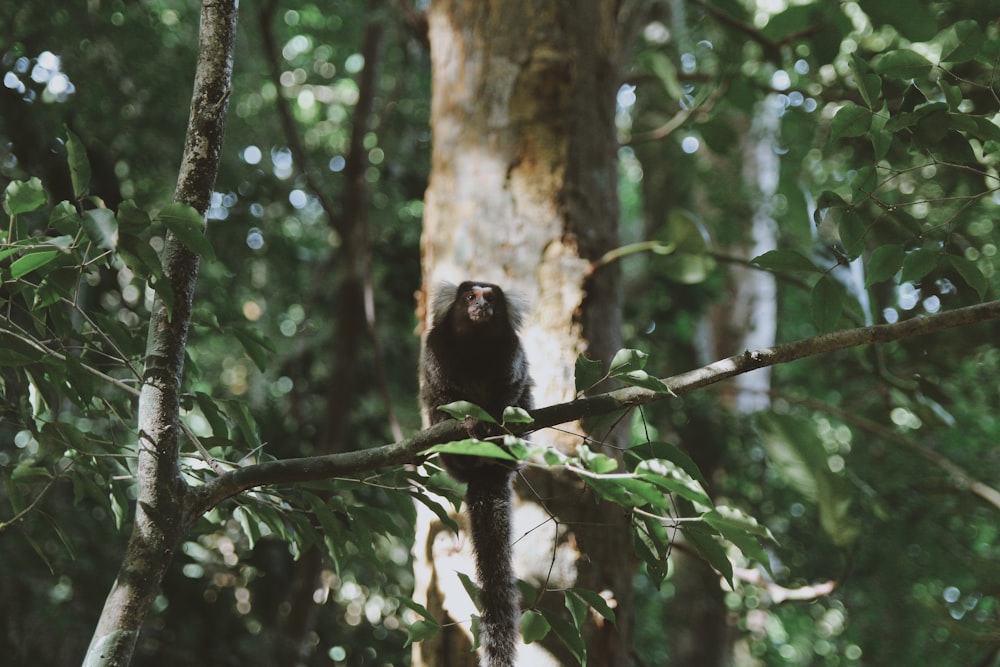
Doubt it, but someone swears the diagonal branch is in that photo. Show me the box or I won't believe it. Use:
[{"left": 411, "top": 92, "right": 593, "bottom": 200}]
[
  {"left": 186, "top": 298, "right": 1000, "bottom": 521},
  {"left": 779, "top": 392, "right": 1000, "bottom": 512}
]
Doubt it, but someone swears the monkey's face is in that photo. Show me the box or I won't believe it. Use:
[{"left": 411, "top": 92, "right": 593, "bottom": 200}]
[{"left": 463, "top": 285, "right": 495, "bottom": 323}]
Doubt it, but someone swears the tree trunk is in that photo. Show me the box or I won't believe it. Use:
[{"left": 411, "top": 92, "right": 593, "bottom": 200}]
[
  {"left": 413, "top": 1, "right": 630, "bottom": 665},
  {"left": 82, "top": 3, "right": 238, "bottom": 665}
]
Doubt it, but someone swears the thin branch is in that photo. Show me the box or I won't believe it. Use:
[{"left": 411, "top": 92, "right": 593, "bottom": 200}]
[
  {"left": 778, "top": 392, "right": 1000, "bottom": 512},
  {"left": 0, "top": 472, "right": 63, "bottom": 534},
  {"left": 731, "top": 566, "right": 837, "bottom": 603},
  {"left": 625, "top": 79, "right": 729, "bottom": 145},
  {"left": 588, "top": 240, "right": 676, "bottom": 273},
  {"left": 0, "top": 324, "right": 140, "bottom": 396}
]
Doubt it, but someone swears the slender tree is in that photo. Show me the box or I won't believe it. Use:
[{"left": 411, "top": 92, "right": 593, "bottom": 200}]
[{"left": 84, "top": 3, "right": 239, "bottom": 664}]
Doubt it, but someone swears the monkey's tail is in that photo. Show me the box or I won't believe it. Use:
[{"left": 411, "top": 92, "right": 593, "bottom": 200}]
[{"left": 465, "top": 469, "right": 519, "bottom": 667}]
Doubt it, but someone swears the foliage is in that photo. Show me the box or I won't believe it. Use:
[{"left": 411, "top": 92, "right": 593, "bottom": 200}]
[
  {"left": 620, "top": 0, "right": 1000, "bottom": 665},
  {"left": 2, "top": 1, "right": 1000, "bottom": 666}
]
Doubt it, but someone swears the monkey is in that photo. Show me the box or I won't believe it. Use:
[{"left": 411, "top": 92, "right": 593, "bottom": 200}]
[{"left": 420, "top": 281, "right": 532, "bottom": 667}]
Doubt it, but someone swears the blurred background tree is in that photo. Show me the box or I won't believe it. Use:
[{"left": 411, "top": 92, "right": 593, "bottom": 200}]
[{"left": 1, "top": 1, "right": 999, "bottom": 666}]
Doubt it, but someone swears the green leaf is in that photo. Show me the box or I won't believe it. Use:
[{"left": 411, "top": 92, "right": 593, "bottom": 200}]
[
  {"left": 117, "top": 199, "right": 153, "bottom": 234},
  {"left": 948, "top": 115, "right": 1000, "bottom": 143},
  {"left": 10, "top": 250, "right": 61, "bottom": 279},
  {"left": 811, "top": 276, "right": 844, "bottom": 332},
  {"left": 648, "top": 52, "right": 683, "bottom": 100},
  {"left": 899, "top": 82, "right": 929, "bottom": 113},
  {"left": 849, "top": 166, "right": 878, "bottom": 204},
  {"left": 635, "top": 459, "right": 713, "bottom": 509},
  {"left": 226, "top": 400, "right": 261, "bottom": 449},
  {"left": 838, "top": 211, "right": 867, "bottom": 259},
  {"left": 456, "top": 571, "right": 481, "bottom": 610},
  {"left": 873, "top": 49, "right": 933, "bottom": 80},
  {"left": 579, "top": 446, "right": 621, "bottom": 474},
  {"left": 45, "top": 235, "right": 74, "bottom": 251},
  {"left": 11, "top": 459, "right": 51, "bottom": 483},
  {"left": 520, "top": 609, "right": 552, "bottom": 644},
  {"left": 865, "top": 244, "right": 904, "bottom": 287},
  {"left": 665, "top": 209, "right": 708, "bottom": 254},
  {"left": 158, "top": 202, "right": 214, "bottom": 259},
  {"left": 925, "top": 130, "right": 977, "bottom": 165},
  {"left": 426, "top": 439, "right": 518, "bottom": 462},
  {"left": 36, "top": 267, "right": 77, "bottom": 308},
  {"left": 109, "top": 483, "right": 129, "bottom": 529},
  {"left": 625, "top": 441, "right": 709, "bottom": 488},
  {"left": 436, "top": 401, "right": 497, "bottom": 424},
  {"left": 542, "top": 447, "right": 570, "bottom": 466},
  {"left": 617, "top": 370, "right": 673, "bottom": 395},
  {"left": 542, "top": 609, "right": 587, "bottom": 667},
  {"left": 815, "top": 190, "right": 847, "bottom": 214},
  {"left": 703, "top": 506, "right": 774, "bottom": 572},
  {"left": 869, "top": 109, "right": 891, "bottom": 160},
  {"left": 568, "top": 588, "right": 616, "bottom": 624},
  {"left": 609, "top": 348, "right": 647, "bottom": 374},
  {"left": 618, "top": 477, "right": 675, "bottom": 511},
  {"left": 900, "top": 248, "right": 939, "bottom": 283},
  {"left": 232, "top": 505, "right": 261, "bottom": 549},
  {"left": 582, "top": 475, "right": 633, "bottom": 506},
  {"left": 637, "top": 513, "right": 673, "bottom": 561},
  {"left": 502, "top": 406, "right": 534, "bottom": 425},
  {"left": 755, "top": 413, "right": 859, "bottom": 547},
  {"left": 941, "top": 81, "right": 963, "bottom": 110},
  {"left": 564, "top": 589, "right": 589, "bottom": 632},
  {"left": 0, "top": 331, "right": 44, "bottom": 365},
  {"left": 65, "top": 127, "right": 92, "bottom": 199},
  {"left": 49, "top": 200, "right": 81, "bottom": 234},
  {"left": 849, "top": 54, "right": 882, "bottom": 109},
  {"left": 575, "top": 355, "right": 605, "bottom": 394},
  {"left": 5, "top": 177, "right": 47, "bottom": 215},
  {"left": 949, "top": 255, "right": 987, "bottom": 300},
  {"left": 913, "top": 108, "right": 951, "bottom": 145},
  {"left": 405, "top": 620, "right": 441, "bottom": 646},
  {"left": 232, "top": 326, "right": 275, "bottom": 372},
  {"left": 193, "top": 391, "right": 230, "bottom": 439},
  {"left": 118, "top": 233, "right": 165, "bottom": 282},
  {"left": 681, "top": 522, "right": 734, "bottom": 588},
  {"left": 396, "top": 596, "right": 434, "bottom": 621},
  {"left": 938, "top": 20, "right": 984, "bottom": 63},
  {"left": 830, "top": 102, "right": 872, "bottom": 141},
  {"left": 632, "top": 519, "right": 669, "bottom": 584},
  {"left": 859, "top": 0, "right": 937, "bottom": 42},
  {"left": 81, "top": 208, "right": 119, "bottom": 251},
  {"left": 409, "top": 489, "right": 461, "bottom": 535},
  {"left": 501, "top": 435, "right": 529, "bottom": 460},
  {"left": 761, "top": 4, "right": 814, "bottom": 41},
  {"left": 751, "top": 249, "right": 819, "bottom": 273}
]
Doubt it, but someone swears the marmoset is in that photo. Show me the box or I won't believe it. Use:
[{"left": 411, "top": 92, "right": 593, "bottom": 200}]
[{"left": 420, "top": 281, "right": 532, "bottom": 667}]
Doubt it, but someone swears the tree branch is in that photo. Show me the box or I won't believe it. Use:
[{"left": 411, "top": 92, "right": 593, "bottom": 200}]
[
  {"left": 85, "top": 2, "right": 239, "bottom": 665},
  {"left": 779, "top": 392, "right": 1000, "bottom": 512},
  {"left": 186, "top": 299, "right": 1000, "bottom": 521}
]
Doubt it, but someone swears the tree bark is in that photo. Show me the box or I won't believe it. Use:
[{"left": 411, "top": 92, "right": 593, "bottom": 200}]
[
  {"left": 414, "top": 1, "right": 630, "bottom": 665},
  {"left": 83, "top": 3, "right": 238, "bottom": 665}
]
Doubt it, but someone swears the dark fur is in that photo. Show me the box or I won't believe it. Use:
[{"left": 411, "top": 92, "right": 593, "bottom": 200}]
[{"left": 421, "top": 281, "right": 532, "bottom": 667}]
